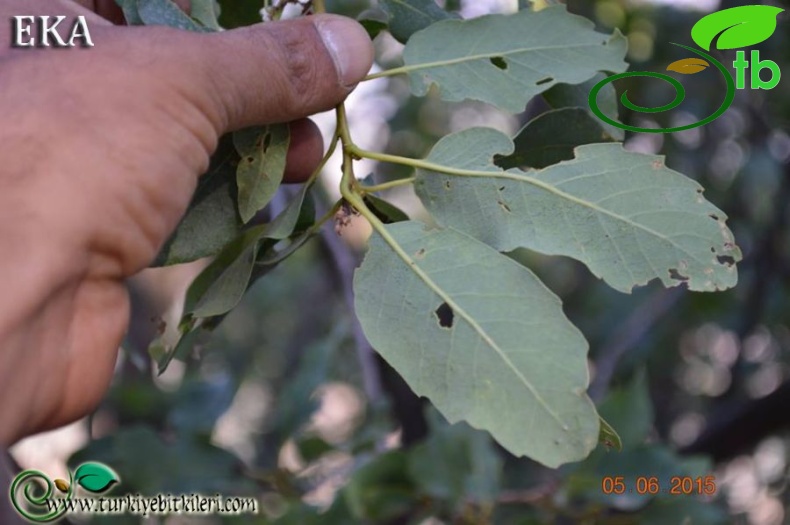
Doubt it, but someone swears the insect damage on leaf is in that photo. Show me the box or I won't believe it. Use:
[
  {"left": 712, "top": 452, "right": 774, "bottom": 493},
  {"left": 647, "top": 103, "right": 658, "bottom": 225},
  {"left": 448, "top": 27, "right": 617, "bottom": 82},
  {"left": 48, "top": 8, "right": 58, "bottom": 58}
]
[
  {"left": 400, "top": 5, "right": 628, "bottom": 112},
  {"left": 414, "top": 128, "right": 742, "bottom": 293},
  {"left": 354, "top": 221, "right": 599, "bottom": 467}
]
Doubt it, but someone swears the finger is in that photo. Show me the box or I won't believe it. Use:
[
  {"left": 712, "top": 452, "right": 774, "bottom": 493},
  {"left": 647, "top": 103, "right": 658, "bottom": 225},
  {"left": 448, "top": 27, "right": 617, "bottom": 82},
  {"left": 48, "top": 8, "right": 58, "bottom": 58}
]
[
  {"left": 147, "top": 14, "right": 374, "bottom": 133},
  {"left": 284, "top": 118, "right": 324, "bottom": 183}
]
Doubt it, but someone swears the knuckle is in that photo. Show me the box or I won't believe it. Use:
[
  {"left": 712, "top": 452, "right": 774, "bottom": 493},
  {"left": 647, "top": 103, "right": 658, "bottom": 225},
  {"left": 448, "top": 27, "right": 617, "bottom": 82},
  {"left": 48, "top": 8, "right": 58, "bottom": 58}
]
[{"left": 267, "top": 21, "right": 336, "bottom": 113}]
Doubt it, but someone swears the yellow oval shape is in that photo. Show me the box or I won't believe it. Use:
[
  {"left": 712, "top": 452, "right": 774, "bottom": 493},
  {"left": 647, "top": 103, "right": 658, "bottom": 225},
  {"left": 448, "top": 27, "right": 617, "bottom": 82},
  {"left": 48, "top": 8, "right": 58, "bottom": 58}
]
[
  {"left": 667, "top": 58, "right": 710, "bottom": 74},
  {"left": 54, "top": 479, "right": 70, "bottom": 493}
]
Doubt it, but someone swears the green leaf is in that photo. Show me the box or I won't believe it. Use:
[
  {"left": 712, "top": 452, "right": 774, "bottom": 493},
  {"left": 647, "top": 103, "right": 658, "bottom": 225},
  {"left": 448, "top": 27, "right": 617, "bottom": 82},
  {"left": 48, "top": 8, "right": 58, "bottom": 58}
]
[
  {"left": 115, "top": 0, "right": 144, "bottom": 25},
  {"left": 598, "top": 416, "right": 622, "bottom": 451},
  {"left": 597, "top": 370, "right": 652, "bottom": 448},
  {"left": 270, "top": 326, "right": 343, "bottom": 442},
  {"left": 265, "top": 183, "right": 315, "bottom": 240},
  {"left": 408, "top": 409, "right": 501, "bottom": 506},
  {"left": 691, "top": 5, "right": 784, "bottom": 51},
  {"left": 496, "top": 108, "right": 615, "bottom": 170},
  {"left": 379, "top": 0, "right": 457, "bottom": 44},
  {"left": 73, "top": 462, "right": 120, "bottom": 494},
  {"left": 155, "top": 322, "right": 211, "bottom": 374},
  {"left": 70, "top": 426, "right": 252, "bottom": 494},
  {"left": 354, "top": 221, "right": 598, "bottom": 467},
  {"left": 154, "top": 135, "right": 243, "bottom": 266},
  {"left": 188, "top": 0, "right": 221, "bottom": 30},
  {"left": 342, "top": 451, "right": 418, "bottom": 521},
  {"left": 414, "top": 128, "right": 741, "bottom": 293},
  {"left": 234, "top": 125, "right": 290, "bottom": 223},
  {"left": 358, "top": 8, "right": 389, "bottom": 40},
  {"left": 363, "top": 195, "right": 410, "bottom": 224},
  {"left": 137, "top": 0, "right": 212, "bottom": 31},
  {"left": 296, "top": 436, "right": 334, "bottom": 463},
  {"left": 641, "top": 497, "right": 729, "bottom": 525},
  {"left": 216, "top": 0, "right": 263, "bottom": 28},
  {"left": 184, "top": 227, "right": 266, "bottom": 318},
  {"left": 544, "top": 73, "right": 625, "bottom": 141},
  {"left": 400, "top": 6, "right": 627, "bottom": 113}
]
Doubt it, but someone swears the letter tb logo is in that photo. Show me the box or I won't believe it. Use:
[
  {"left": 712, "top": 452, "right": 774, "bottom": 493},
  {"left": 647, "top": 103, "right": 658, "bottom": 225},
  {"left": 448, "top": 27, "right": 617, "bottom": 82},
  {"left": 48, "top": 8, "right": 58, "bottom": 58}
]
[{"left": 589, "top": 5, "right": 784, "bottom": 134}]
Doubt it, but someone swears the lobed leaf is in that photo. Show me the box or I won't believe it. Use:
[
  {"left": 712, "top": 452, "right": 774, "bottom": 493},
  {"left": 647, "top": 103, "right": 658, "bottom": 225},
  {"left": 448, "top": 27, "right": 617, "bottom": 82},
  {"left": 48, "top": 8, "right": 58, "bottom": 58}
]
[
  {"left": 415, "top": 128, "right": 742, "bottom": 293},
  {"left": 354, "top": 221, "right": 598, "bottom": 467},
  {"left": 400, "top": 6, "right": 628, "bottom": 113}
]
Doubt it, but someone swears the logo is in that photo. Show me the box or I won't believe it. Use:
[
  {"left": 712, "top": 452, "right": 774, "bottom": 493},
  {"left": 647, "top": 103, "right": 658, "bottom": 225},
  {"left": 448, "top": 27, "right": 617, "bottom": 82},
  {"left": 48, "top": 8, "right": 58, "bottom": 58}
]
[
  {"left": 588, "top": 5, "right": 784, "bottom": 134},
  {"left": 8, "top": 461, "right": 259, "bottom": 522},
  {"left": 9, "top": 462, "right": 119, "bottom": 523}
]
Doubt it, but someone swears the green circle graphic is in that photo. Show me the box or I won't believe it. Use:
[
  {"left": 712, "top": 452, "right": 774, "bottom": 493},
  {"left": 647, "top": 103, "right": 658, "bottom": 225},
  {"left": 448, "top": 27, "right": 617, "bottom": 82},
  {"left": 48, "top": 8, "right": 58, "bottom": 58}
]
[
  {"left": 588, "top": 43, "right": 736, "bottom": 134},
  {"left": 9, "top": 469, "right": 72, "bottom": 523}
]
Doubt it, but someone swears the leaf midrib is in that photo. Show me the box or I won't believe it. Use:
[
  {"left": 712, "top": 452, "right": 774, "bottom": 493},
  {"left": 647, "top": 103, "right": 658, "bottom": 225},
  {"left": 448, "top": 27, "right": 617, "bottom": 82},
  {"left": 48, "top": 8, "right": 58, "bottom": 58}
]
[
  {"left": 404, "top": 42, "right": 612, "bottom": 75},
  {"left": 419, "top": 158, "right": 715, "bottom": 269},
  {"left": 377, "top": 225, "right": 569, "bottom": 429}
]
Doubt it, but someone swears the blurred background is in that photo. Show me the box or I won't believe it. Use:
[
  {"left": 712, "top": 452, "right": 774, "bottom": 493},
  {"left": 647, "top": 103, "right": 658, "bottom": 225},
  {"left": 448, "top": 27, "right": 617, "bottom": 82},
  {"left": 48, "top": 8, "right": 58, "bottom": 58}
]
[{"left": 10, "top": 0, "right": 790, "bottom": 523}]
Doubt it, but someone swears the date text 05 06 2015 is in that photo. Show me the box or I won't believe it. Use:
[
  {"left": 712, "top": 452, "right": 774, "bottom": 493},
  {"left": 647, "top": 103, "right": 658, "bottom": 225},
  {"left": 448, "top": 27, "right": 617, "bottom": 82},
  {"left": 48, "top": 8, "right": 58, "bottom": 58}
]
[{"left": 601, "top": 476, "right": 717, "bottom": 496}]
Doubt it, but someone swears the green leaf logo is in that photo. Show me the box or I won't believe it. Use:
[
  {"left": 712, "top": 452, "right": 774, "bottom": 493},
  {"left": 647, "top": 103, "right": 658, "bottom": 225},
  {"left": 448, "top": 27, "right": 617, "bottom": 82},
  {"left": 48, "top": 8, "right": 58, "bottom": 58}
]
[
  {"left": 691, "top": 5, "right": 784, "bottom": 51},
  {"left": 73, "top": 463, "right": 120, "bottom": 494}
]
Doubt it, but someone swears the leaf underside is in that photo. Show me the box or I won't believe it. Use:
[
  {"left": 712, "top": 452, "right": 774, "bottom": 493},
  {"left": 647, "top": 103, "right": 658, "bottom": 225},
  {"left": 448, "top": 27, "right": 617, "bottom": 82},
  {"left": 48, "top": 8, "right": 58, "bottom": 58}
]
[
  {"left": 402, "top": 6, "right": 628, "bottom": 113},
  {"left": 415, "top": 128, "right": 741, "bottom": 293},
  {"left": 354, "top": 221, "right": 598, "bottom": 468},
  {"left": 234, "top": 125, "right": 290, "bottom": 224},
  {"left": 380, "top": 0, "right": 458, "bottom": 44}
]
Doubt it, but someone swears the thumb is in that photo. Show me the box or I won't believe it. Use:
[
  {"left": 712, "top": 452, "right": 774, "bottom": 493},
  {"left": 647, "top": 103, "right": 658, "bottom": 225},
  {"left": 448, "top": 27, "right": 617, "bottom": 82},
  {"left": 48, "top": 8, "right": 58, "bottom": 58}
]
[{"left": 156, "top": 14, "right": 374, "bottom": 132}]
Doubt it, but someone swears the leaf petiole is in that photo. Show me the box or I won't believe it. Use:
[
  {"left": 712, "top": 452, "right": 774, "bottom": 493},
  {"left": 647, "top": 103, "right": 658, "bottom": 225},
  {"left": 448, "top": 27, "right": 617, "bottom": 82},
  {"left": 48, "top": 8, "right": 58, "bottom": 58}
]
[{"left": 360, "top": 176, "right": 416, "bottom": 193}]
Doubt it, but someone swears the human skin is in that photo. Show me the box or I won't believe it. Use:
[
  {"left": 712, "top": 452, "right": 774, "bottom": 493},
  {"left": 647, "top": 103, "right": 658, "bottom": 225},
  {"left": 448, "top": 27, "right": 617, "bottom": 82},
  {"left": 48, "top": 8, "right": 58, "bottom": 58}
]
[{"left": 0, "top": 0, "right": 373, "bottom": 446}]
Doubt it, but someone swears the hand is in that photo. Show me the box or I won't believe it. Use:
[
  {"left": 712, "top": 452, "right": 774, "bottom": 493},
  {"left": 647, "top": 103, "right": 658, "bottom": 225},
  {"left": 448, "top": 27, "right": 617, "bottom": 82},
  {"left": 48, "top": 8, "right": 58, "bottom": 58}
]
[{"left": 0, "top": 0, "right": 373, "bottom": 446}]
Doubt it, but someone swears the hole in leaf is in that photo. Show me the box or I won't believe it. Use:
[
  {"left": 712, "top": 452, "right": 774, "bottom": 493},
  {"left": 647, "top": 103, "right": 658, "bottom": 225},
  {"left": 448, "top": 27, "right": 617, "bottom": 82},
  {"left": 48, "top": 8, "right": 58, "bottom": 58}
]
[
  {"left": 536, "top": 77, "right": 554, "bottom": 86},
  {"left": 434, "top": 302, "right": 454, "bottom": 329},
  {"left": 498, "top": 200, "right": 512, "bottom": 212},
  {"left": 444, "top": 180, "right": 452, "bottom": 190},
  {"left": 499, "top": 186, "right": 505, "bottom": 191},
  {"left": 262, "top": 133, "right": 272, "bottom": 150},
  {"left": 708, "top": 213, "right": 720, "bottom": 221},
  {"left": 669, "top": 269, "right": 689, "bottom": 282},
  {"left": 717, "top": 255, "right": 736, "bottom": 266},
  {"left": 490, "top": 56, "right": 508, "bottom": 70},
  {"left": 415, "top": 248, "right": 426, "bottom": 259},
  {"left": 246, "top": 156, "right": 254, "bottom": 163}
]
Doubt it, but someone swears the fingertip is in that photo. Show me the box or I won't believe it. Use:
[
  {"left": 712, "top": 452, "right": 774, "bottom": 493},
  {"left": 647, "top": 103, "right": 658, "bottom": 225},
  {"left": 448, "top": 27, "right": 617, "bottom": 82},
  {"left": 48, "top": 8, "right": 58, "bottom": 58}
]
[
  {"left": 313, "top": 15, "right": 375, "bottom": 89},
  {"left": 284, "top": 118, "right": 324, "bottom": 183}
]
